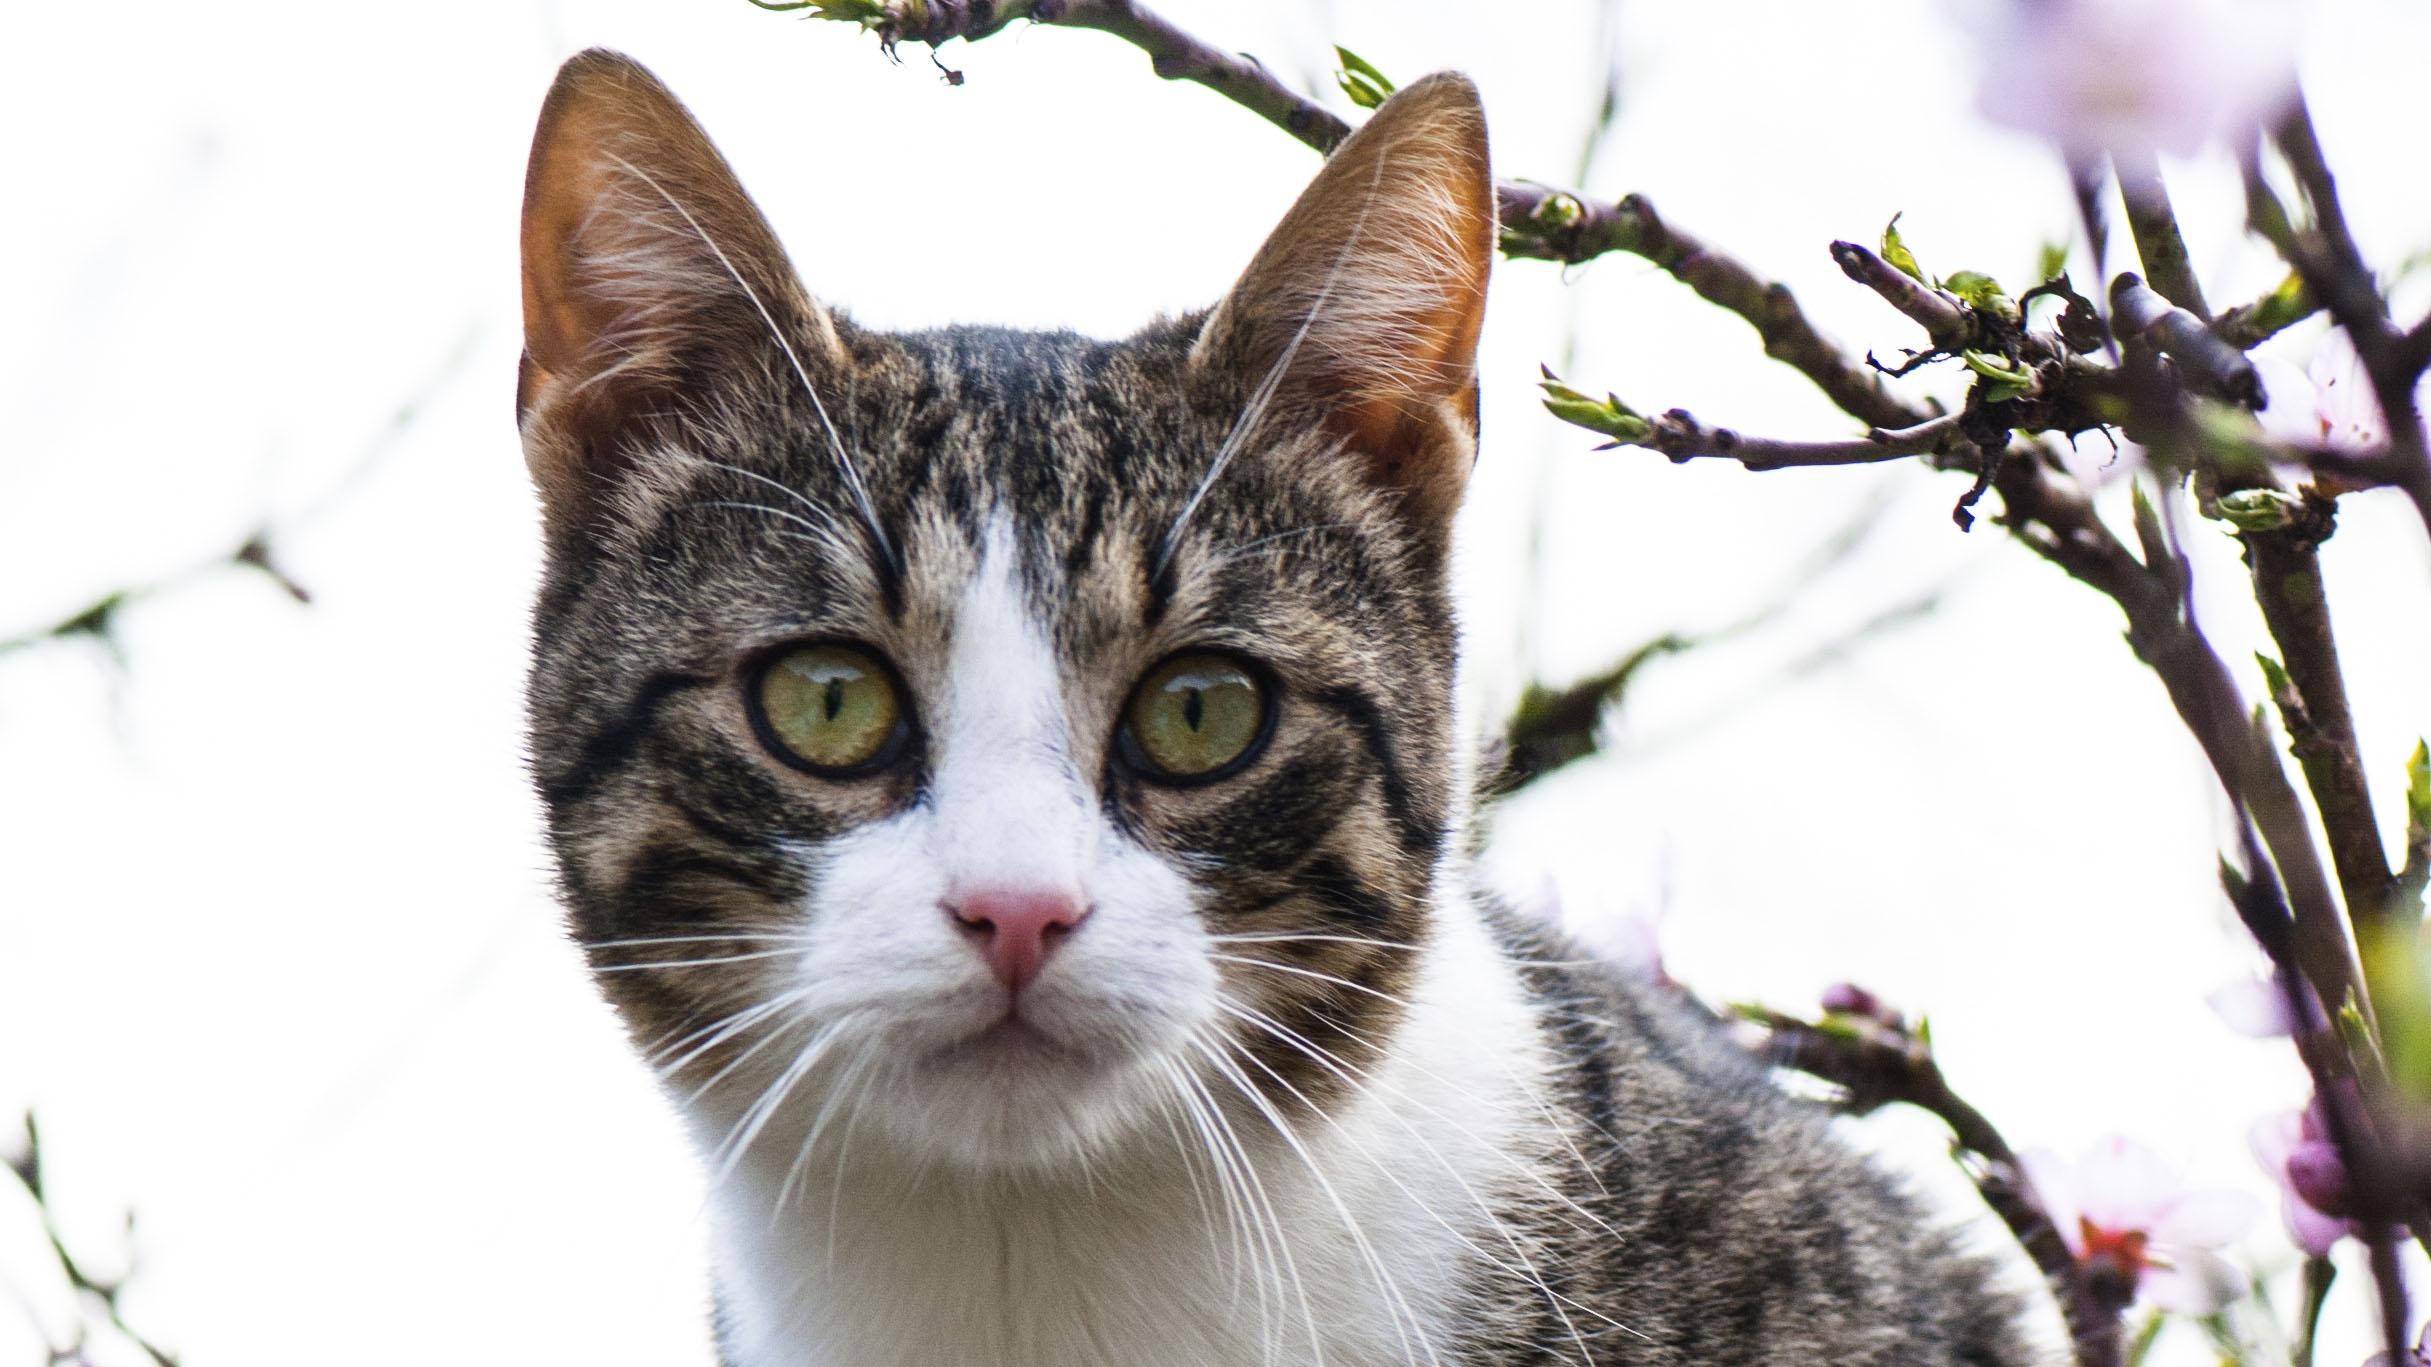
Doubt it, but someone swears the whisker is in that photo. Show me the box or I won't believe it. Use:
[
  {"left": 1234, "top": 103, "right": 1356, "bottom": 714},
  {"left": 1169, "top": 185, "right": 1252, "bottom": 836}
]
[
  {"left": 1191, "top": 1031, "right": 1435, "bottom": 1365},
  {"left": 1216, "top": 999, "right": 1644, "bottom": 1356},
  {"left": 592, "top": 948, "right": 799, "bottom": 974},
  {"left": 587, "top": 931, "right": 799, "bottom": 951},
  {"left": 603, "top": 153, "right": 894, "bottom": 572},
  {"left": 1207, "top": 953, "right": 1420, "bottom": 1010},
  {"left": 1153, "top": 164, "right": 1392, "bottom": 581}
]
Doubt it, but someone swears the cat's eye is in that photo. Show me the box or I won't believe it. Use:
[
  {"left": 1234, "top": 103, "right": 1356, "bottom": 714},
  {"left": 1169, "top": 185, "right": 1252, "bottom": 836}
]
[
  {"left": 1121, "top": 653, "right": 1272, "bottom": 784},
  {"left": 749, "top": 643, "right": 909, "bottom": 776}
]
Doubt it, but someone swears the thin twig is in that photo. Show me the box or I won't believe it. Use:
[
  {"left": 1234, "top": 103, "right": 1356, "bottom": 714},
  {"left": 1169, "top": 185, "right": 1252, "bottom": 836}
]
[
  {"left": 9, "top": 1115, "right": 179, "bottom": 1367},
  {"left": 1622, "top": 411, "right": 1966, "bottom": 471},
  {"left": 0, "top": 324, "right": 479, "bottom": 664},
  {"left": 1829, "top": 240, "right": 1974, "bottom": 350}
]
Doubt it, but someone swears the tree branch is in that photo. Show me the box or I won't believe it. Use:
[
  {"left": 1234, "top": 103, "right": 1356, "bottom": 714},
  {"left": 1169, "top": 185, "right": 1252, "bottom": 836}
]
[
  {"left": 1828, "top": 240, "right": 1974, "bottom": 350},
  {"left": 2110, "top": 273, "right": 2262, "bottom": 408},
  {"left": 1566, "top": 198, "right": 1926, "bottom": 429},
  {"left": 2265, "top": 99, "right": 2431, "bottom": 519},
  {"left": 2239, "top": 495, "right": 2398, "bottom": 941},
  {"left": 2113, "top": 147, "right": 2210, "bottom": 320},
  {"left": 1618, "top": 411, "right": 1966, "bottom": 471},
  {"left": 9, "top": 1114, "right": 179, "bottom": 1367},
  {"left": 1745, "top": 1006, "right": 2123, "bottom": 1367}
]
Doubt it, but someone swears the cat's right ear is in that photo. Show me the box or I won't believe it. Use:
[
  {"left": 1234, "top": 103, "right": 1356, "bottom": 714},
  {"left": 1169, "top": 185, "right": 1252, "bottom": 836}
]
[{"left": 519, "top": 50, "right": 836, "bottom": 546}]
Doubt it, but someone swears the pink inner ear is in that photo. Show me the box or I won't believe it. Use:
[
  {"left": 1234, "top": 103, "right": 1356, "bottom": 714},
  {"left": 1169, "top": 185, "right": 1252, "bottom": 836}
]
[
  {"left": 1191, "top": 73, "right": 1496, "bottom": 548},
  {"left": 516, "top": 49, "right": 834, "bottom": 544}
]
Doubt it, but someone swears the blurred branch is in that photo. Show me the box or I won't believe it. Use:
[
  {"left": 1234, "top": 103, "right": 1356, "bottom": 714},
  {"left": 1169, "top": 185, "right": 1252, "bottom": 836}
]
[
  {"left": 1740, "top": 1002, "right": 2125, "bottom": 1367},
  {"left": 2212, "top": 273, "right": 2316, "bottom": 351},
  {"left": 1488, "top": 634, "right": 1691, "bottom": 799},
  {"left": 0, "top": 324, "right": 479, "bottom": 667},
  {"left": 0, "top": 531, "right": 307, "bottom": 662},
  {"left": 2248, "top": 100, "right": 2431, "bottom": 531},
  {"left": 2242, "top": 494, "right": 2398, "bottom": 944},
  {"left": 2113, "top": 148, "right": 2210, "bottom": 319},
  {"left": 1485, "top": 486, "right": 1938, "bottom": 798},
  {"left": 2110, "top": 273, "right": 2261, "bottom": 407},
  {"left": 8, "top": 1114, "right": 179, "bottom": 1367}
]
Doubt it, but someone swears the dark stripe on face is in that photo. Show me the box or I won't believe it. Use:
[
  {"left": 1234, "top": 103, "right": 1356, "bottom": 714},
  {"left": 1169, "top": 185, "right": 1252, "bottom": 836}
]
[
  {"left": 1308, "top": 684, "right": 1440, "bottom": 861},
  {"left": 1167, "top": 749, "right": 1355, "bottom": 876},
  {"left": 612, "top": 841, "right": 789, "bottom": 923},
  {"left": 1297, "top": 853, "right": 1394, "bottom": 931},
  {"left": 539, "top": 669, "right": 718, "bottom": 810}
]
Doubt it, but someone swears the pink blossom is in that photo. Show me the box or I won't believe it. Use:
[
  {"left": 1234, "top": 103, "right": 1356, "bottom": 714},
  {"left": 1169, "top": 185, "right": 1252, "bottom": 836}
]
[
  {"left": 1523, "top": 878, "right": 1671, "bottom": 988},
  {"left": 2250, "top": 1103, "right": 2364, "bottom": 1257},
  {"left": 2020, "top": 1136, "right": 2258, "bottom": 1313},
  {"left": 2258, "top": 329, "right": 2431, "bottom": 453},
  {"left": 2206, "top": 976, "right": 2298, "bottom": 1038},
  {"left": 1963, "top": 0, "right": 2300, "bottom": 158}
]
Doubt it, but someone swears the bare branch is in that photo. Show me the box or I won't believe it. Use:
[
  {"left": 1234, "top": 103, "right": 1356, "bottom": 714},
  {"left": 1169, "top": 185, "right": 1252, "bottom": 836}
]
[
  {"left": 1619, "top": 410, "right": 1966, "bottom": 471},
  {"left": 2113, "top": 147, "right": 2210, "bottom": 319},
  {"left": 2242, "top": 495, "right": 2399, "bottom": 942},
  {"left": 1829, "top": 240, "right": 1973, "bottom": 350},
  {"left": 2110, "top": 273, "right": 2263, "bottom": 407}
]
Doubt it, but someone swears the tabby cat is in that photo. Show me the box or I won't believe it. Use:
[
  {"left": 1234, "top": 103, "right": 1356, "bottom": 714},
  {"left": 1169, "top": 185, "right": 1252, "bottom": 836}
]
[{"left": 517, "top": 48, "right": 2038, "bottom": 1367}]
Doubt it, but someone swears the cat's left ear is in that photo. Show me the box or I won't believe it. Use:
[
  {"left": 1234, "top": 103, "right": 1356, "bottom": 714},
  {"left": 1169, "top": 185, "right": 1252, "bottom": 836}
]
[
  {"left": 518, "top": 49, "right": 840, "bottom": 549},
  {"left": 1191, "top": 74, "right": 1495, "bottom": 552}
]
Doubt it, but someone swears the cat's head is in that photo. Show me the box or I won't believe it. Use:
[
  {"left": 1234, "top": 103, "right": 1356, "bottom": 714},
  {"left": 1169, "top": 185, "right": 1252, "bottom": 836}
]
[{"left": 519, "top": 50, "right": 1493, "bottom": 1175}]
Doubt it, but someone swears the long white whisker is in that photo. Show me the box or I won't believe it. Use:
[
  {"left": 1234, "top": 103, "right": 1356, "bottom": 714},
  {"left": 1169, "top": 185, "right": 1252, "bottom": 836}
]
[
  {"left": 1192, "top": 1032, "right": 1430, "bottom": 1366},
  {"left": 1156, "top": 165, "right": 1391, "bottom": 577},
  {"left": 712, "top": 1017, "right": 845, "bottom": 1187},
  {"left": 1181, "top": 1048, "right": 1315, "bottom": 1364},
  {"left": 1155, "top": 1055, "right": 1274, "bottom": 1352},
  {"left": 594, "top": 948, "right": 799, "bottom": 973},
  {"left": 588, "top": 931, "right": 798, "bottom": 951},
  {"left": 1217, "top": 999, "right": 1643, "bottom": 1356},
  {"left": 1207, "top": 953, "right": 1418, "bottom": 1010},
  {"left": 604, "top": 153, "right": 893, "bottom": 569}
]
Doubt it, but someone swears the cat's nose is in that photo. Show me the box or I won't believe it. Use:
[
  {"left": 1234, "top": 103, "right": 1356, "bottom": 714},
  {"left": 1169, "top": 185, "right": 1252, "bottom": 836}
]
[{"left": 945, "top": 888, "right": 1091, "bottom": 994}]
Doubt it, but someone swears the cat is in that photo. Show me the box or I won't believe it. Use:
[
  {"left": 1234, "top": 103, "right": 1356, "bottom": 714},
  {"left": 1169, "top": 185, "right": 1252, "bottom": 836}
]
[{"left": 517, "top": 48, "right": 2039, "bottom": 1367}]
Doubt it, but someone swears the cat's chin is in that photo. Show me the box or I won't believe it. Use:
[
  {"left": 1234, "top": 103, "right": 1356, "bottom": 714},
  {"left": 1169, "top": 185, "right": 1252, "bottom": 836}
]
[{"left": 874, "top": 1018, "right": 1167, "bottom": 1171}]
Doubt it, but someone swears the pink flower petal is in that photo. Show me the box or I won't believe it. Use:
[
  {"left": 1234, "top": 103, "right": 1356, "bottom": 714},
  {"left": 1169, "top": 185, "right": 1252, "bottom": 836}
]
[
  {"left": 2019, "top": 1149, "right": 2085, "bottom": 1257},
  {"left": 2207, "top": 978, "right": 2295, "bottom": 1037},
  {"left": 2141, "top": 1246, "right": 2247, "bottom": 1314},
  {"left": 2150, "top": 1188, "right": 2258, "bottom": 1248},
  {"left": 2281, "top": 1186, "right": 2351, "bottom": 1258},
  {"left": 2073, "top": 1135, "right": 2181, "bottom": 1231},
  {"left": 2250, "top": 1110, "right": 2302, "bottom": 1173}
]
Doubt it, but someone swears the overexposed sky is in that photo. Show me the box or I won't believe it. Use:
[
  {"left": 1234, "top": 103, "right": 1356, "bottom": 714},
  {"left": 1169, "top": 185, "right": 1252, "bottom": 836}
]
[{"left": 2, "top": 1, "right": 2427, "bottom": 1363}]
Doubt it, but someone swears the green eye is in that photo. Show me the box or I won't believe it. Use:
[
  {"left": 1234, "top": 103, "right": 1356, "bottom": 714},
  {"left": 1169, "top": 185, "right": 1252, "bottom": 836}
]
[
  {"left": 751, "top": 643, "right": 907, "bottom": 774},
  {"left": 1123, "top": 653, "right": 1271, "bottom": 782}
]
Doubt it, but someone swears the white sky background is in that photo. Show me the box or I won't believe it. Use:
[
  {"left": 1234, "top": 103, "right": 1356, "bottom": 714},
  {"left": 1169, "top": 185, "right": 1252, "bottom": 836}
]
[{"left": 1, "top": 0, "right": 2427, "bottom": 1362}]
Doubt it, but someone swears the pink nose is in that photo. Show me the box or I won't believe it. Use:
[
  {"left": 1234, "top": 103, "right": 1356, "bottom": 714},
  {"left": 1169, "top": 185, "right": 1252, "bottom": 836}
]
[{"left": 947, "top": 888, "right": 1090, "bottom": 993}]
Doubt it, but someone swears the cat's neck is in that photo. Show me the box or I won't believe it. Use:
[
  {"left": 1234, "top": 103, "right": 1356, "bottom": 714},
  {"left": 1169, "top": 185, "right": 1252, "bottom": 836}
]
[{"left": 703, "top": 882, "right": 1550, "bottom": 1367}]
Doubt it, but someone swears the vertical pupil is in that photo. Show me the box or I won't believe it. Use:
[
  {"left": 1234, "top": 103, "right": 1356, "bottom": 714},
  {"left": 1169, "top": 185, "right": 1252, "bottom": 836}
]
[
  {"left": 822, "top": 676, "right": 845, "bottom": 722},
  {"left": 1181, "top": 687, "right": 1204, "bottom": 732}
]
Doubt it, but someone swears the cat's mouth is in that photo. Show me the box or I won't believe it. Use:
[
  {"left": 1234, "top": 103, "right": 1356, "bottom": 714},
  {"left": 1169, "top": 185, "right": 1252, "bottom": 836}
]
[{"left": 926, "top": 1013, "right": 1095, "bottom": 1073}]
